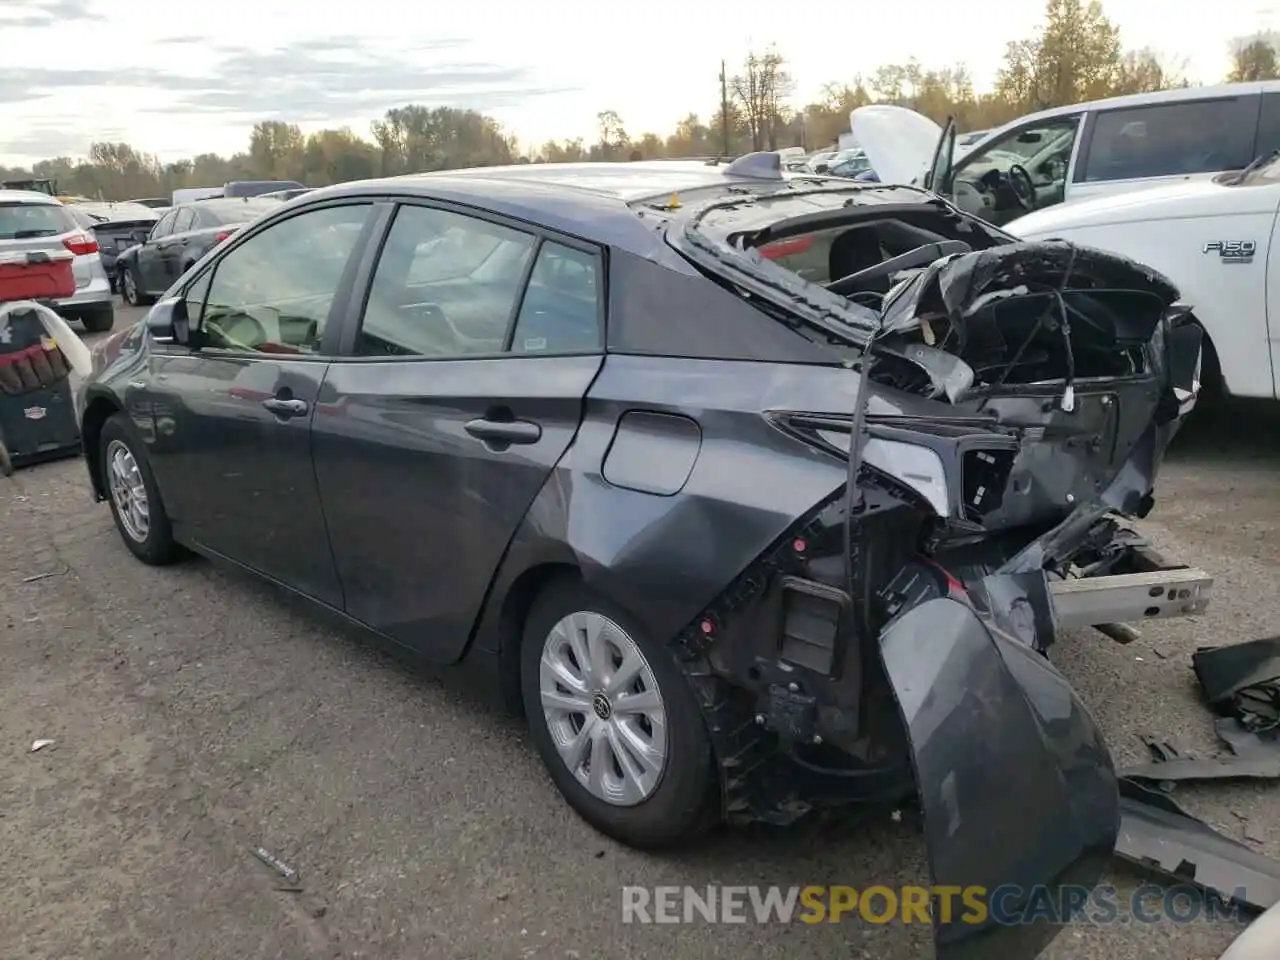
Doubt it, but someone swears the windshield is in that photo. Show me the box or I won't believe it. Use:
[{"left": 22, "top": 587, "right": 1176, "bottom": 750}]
[
  {"left": 1225, "top": 150, "right": 1280, "bottom": 186},
  {"left": 0, "top": 201, "right": 73, "bottom": 239}
]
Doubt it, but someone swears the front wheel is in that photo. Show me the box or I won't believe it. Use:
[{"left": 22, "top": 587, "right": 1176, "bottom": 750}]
[
  {"left": 520, "top": 581, "right": 721, "bottom": 849},
  {"left": 121, "top": 265, "right": 153, "bottom": 307},
  {"left": 99, "top": 414, "right": 181, "bottom": 565}
]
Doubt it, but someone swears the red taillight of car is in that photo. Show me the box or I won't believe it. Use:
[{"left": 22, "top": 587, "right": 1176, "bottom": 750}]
[
  {"left": 62, "top": 232, "right": 99, "bottom": 256},
  {"left": 758, "top": 235, "right": 814, "bottom": 259},
  {"left": 214, "top": 230, "right": 232, "bottom": 243}
]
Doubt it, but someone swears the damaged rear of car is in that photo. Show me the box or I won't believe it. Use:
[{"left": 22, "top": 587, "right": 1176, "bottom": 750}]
[{"left": 656, "top": 178, "right": 1210, "bottom": 958}]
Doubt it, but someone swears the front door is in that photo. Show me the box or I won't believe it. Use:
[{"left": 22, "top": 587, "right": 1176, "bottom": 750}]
[
  {"left": 949, "top": 115, "right": 1082, "bottom": 227},
  {"left": 135, "top": 209, "right": 177, "bottom": 295},
  {"left": 312, "top": 202, "right": 604, "bottom": 660},
  {"left": 142, "top": 201, "right": 378, "bottom": 606}
]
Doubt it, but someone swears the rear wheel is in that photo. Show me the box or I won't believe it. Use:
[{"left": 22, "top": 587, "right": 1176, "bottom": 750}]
[
  {"left": 520, "top": 581, "right": 720, "bottom": 849},
  {"left": 78, "top": 305, "right": 114, "bottom": 333},
  {"left": 99, "top": 414, "right": 181, "bottom": 565}
]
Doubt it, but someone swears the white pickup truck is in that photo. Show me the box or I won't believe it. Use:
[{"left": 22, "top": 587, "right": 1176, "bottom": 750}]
[
  {"left": 854, "top": 104, "right": 1280, "bottom": 402},
  {"left": 1009, "top": 160, "right": 1280, "bottom": 403}
]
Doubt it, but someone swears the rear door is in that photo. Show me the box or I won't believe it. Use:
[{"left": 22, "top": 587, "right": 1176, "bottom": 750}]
[
  {"left": 1069, "top": 93, "right": 1260, "bottom": 204},
  {"left": 312, "top": 201, "right": 605, "bottom": 661},
  {"left": 141, "top": 200, "right": 379, "bottom": 606}
]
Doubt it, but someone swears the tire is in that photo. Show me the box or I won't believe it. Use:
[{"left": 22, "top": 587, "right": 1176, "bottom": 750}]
[
  {"left": 121, "top": 265, "right": 153, "bottom": 307},
  {"left": 520, "top": 580, "right": 721, "bottom": 849},
  {"left": 78, "top": 305, "right": 114, "bottom": 334},
  {"left": 98, "top": 413, "right": 181, "bottom": 565}
]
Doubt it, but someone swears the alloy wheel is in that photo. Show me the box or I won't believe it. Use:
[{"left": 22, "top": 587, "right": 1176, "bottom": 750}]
[
  {"left": 106, "top": 439, "right": 149, "bottom": 542},
  {"left": 538, "top": 611, "right": 668, "bottom": 806}
]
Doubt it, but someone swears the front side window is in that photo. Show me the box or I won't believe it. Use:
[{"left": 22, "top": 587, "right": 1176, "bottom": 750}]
[
  {"left": 150, "top": 210, "right": 177, "bottom": 240},
  {"left": 356, "top": 205, "right": 536, "bottom": 357},
  {"left": 1082, "top": 97, "right": 1258, "bottom": 182},
  {"left": 172, "top": 208, "right": 196, "bottom": 234},
  {"left": 198, "top": 203, "right": 371, "bottom": 355},
  {"left": 958, "top": 117, "right": 1079, "bottom": 185}
]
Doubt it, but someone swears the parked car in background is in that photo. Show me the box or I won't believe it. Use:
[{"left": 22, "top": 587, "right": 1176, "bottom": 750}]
[
  {"left": 1010, "top": 150, "right": 1280, "bottom": 402},
  {"left": 804, "top": 149, "right": 838, "bottom": 172},
  {"left": 76, "top": 157, "right": 1206, "bottom": 960},
  {"left": 1, "top": 177, "right": 57, "bottom": 196},
  {"left": 66, "top": 201, "right": 160, "bottom": 293},
  {"left": 854, "top": 80, "right": 1280, "bottom": 228},
  {"left": 0, "top": 188, "right": 114, "bottom": 331},
  {"left": 257, "top": 186, "right": 315, "bottom": 201},
  {"left": 115, "top": 196, "right": 282, "bottom": 306},
  {"left": 223, "top": 179, "right": 307, "bottom": 198},
  {"left": 172, "top": 187, "right": 224, "bottom": 206},
  {"left": 956, "top": 128, "right": 990, "bottom": 148},
  {"left": 128, "top": 197, "right": 171, "bottom": 209},
  {"left": 824, "top": 149, "right": 875, "bottom": 179}
]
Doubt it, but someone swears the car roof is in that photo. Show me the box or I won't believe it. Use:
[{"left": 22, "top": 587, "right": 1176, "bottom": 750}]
[
  {"left": 0, "top": 189, "right": 62, "bottom": 205},
  {"left": 303, "top": 160, "right": 850, "bottom": 256},
  {"left": 1011, "top": 80, "right": 1280, "bottom": 125}
]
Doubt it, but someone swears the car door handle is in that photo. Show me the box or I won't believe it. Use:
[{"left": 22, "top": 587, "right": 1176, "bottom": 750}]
[
  {"left": 261, "top": 397, "right": 309, "bottom": 418},
  {"left": 464, "top": 417, "right": 541, "bottom": 445}
]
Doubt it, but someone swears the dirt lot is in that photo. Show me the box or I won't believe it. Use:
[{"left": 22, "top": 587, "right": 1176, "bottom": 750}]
[{"left": 1, "top": 301, "right": 1278, "bottom": 959}]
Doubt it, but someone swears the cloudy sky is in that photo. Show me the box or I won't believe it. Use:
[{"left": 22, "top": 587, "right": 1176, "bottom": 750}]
[{"left": 2, "top": 0, "right": 1278, "bottom": 166}]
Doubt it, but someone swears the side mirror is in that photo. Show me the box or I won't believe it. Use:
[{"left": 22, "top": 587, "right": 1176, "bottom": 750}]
[
  {"left": 171, "top": 298, "right": 192, "bottom": 346},
  {"left": 145, "top": 297, "right": 198, "bottom": 347}
]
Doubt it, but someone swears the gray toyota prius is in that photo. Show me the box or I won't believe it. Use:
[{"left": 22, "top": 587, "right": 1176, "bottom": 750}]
[{"left": 76, "top": 155, "right": 1211, "bottom": 960}]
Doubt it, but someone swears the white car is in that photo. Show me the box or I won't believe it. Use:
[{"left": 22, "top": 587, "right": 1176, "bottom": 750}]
[
  {"left": 1008, "top": 158, "right": 1280, "bottom": 403},
  {"left": 0, "top": 189, "right": 115, "bottom": 332},
  {"left": 853, "top": 80, "right": 1280, "bottom": 230}
]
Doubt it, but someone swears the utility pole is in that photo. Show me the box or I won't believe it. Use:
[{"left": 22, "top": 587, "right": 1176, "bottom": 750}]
[{"left": 719, "top": 59, "right": 730, "bottom": 157}]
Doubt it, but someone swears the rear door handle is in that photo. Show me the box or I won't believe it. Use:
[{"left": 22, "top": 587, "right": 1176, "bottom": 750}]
[
  {"left": 464, "top": 417, "right": 541, "bottom": 445},
  {"left": 261, "top": 397, "right": 309, "bottom": 418}
]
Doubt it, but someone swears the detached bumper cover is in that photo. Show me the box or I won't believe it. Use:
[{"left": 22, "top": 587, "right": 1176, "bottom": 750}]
[{"left": 880, "top": 597, "right": 1119, "bottom": 960}]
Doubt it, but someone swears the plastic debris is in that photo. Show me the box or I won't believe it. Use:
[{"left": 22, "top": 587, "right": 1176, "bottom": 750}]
[{"left": 29, "top": 739, "right": 54, "bottom": 752}]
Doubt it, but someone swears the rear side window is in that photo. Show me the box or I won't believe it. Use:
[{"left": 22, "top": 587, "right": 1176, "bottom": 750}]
[
  {"left": 0, "top": 202, "right": 73, "bottom": 240},
  {"left": 1256, "top": 92, "right": 1280, "bottom": 157},
  {"left": 509, "top": 242, "right": 601, "bottom": 354},
  {"left": 1081, "top": 96, "right": 1258, "bottom": 181},
  {"left": 357, "top": 205, "right": 536, "bottom": 357}
]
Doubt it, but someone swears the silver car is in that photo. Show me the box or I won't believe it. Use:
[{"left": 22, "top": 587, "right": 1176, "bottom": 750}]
[{"left": 0, "top": 189, "right": 114, "bottom": 332}]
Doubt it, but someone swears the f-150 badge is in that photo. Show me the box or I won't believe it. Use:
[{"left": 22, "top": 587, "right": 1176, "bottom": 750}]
[{"left": 1203, "top": 240, "right": 1256, "bottom": 263}]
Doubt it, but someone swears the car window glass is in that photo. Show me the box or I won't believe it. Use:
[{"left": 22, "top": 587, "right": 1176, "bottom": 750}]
[
  {"left": 1082, "top": 97, "right": 1258, "bottom": 181},
  {"left": 173, "top": 208, "right": 195, "bottom": 233},
  {"left": 509, "top": 242, "right": 602, "bottom": 354},
  {"left": 199, "top": 204, "right": 371, "bottom": 355},
  {"left": 958, "top": 117, "right": 1079, "bottom": 182},
  {"left": 357, "top": 205, "right": 536, "bottom": 358},
  {"left": 0, "top": 202, "right": 74, "bottom": 240},
  {"left": 1256, "top": 92, "right": 1280, "bottom": 159},
  {"left": 150, "top": 211, "right": 176, "bottom": 239}
]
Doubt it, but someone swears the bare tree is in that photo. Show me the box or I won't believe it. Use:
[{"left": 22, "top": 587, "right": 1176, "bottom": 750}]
[{"left": 730, "top": 47, "right": 794, "bottom": 151}]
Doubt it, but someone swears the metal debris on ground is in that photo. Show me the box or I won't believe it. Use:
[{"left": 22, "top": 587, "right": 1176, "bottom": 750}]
[
  {"left": 252, "top": 846, "right": 300, "bottom": 886},
  {"left": 21, "top": 561, "right": 69, "bottom": 583},
  {"left": 29, "top": 739, "right": 54, "bottom": 752}
]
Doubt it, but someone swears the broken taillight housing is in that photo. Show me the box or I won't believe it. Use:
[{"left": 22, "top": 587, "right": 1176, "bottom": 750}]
[
  {"left": 62, "top": 232, "right": 98, "bottom": 256},
  {"left": 758, "top": 235, "right": 814, "bottom": 259},
  {"left": 214, "top": 230, "right": 232, "bottom": 243}
]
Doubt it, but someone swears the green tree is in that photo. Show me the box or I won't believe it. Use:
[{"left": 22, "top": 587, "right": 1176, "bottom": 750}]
[{"left": 1229, "top": 33, "right": 1280, "bottom": 81}]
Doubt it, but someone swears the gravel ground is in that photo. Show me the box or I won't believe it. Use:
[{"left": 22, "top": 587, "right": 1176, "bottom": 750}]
[{"left": 0, "top": 301, "right": 1276, "bottom": 959}]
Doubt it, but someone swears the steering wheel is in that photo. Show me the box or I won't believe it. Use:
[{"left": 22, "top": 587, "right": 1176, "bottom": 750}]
[{"left": 1007, "top": 164, "right": 1037, "bottom": 210}]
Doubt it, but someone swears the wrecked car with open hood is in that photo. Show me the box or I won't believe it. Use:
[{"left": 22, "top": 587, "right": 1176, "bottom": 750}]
[{"left": 74, "top": 159, "right": 1211, "bottom": 960}]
